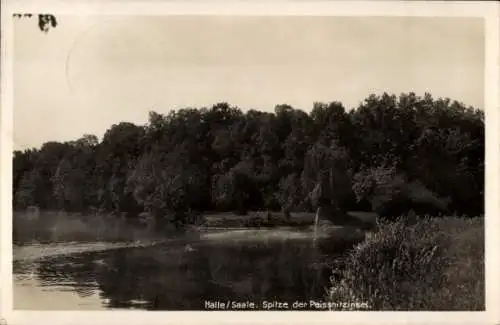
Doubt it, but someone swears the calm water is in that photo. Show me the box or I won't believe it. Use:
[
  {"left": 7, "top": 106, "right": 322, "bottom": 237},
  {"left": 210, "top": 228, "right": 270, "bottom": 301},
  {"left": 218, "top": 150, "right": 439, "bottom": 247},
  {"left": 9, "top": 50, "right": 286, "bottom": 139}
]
[{"left": 13, "top": 229, "right": 341, "bottom": 310}]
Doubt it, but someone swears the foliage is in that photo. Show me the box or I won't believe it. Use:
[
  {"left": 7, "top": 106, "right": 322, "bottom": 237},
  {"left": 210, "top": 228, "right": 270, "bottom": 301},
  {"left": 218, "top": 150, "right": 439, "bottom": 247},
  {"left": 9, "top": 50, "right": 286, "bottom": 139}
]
[
  {"left": 301, "top": 142, "right": 352, "bottom": 211},
  {"left": 276, "top": 173, "right": 303, "bottom": 214},
  {"left": 13, "top": 93, "right": 484, "bottom": 226},
  {"left": 328, "top": 216, "right": 484, "bottom": 310},
  {"left": 13, "top": 13, "right": 58, "bottom": 33},
  {"left": 352, "top": 165, "right": 450, "bottom": 219},
  {"left": 126, "top": 147, "right": 206, "bottom": 224}
]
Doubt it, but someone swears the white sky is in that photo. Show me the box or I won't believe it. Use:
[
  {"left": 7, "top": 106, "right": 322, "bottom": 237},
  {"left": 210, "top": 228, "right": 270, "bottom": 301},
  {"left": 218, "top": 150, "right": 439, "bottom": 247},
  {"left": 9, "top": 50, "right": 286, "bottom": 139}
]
[{"left": 13, "top": 16, "right": 484, "bottom": 150}]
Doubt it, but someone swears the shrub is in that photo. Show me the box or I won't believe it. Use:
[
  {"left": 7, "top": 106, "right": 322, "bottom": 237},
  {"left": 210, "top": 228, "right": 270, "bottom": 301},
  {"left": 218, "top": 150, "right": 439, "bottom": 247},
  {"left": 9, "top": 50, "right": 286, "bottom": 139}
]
[
  {"left": 328, "top": 216, "right": 484, "bottom": 310},
  {"left": 353, "top": 166, "right": 450, "bottom": 220}
]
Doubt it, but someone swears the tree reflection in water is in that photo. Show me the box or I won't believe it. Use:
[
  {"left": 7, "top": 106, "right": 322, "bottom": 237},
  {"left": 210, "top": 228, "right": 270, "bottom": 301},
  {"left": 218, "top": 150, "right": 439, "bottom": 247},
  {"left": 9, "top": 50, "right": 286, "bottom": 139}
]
[{"left": 30, "top": 236, "right": 338, "bottom": 310}]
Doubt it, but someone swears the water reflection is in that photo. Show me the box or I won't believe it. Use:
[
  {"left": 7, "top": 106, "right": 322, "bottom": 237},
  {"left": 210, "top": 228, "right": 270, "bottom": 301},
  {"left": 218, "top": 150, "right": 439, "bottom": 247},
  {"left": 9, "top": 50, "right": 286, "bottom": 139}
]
[{"left": 14, "top": 232, "right": 339, "bottom": 310}]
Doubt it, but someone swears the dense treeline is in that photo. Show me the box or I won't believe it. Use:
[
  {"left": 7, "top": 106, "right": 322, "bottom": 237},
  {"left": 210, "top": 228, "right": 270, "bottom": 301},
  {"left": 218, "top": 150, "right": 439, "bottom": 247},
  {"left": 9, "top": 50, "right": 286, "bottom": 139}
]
[{"left": 13, "top": 92, "right": 484, "bottom": 225}]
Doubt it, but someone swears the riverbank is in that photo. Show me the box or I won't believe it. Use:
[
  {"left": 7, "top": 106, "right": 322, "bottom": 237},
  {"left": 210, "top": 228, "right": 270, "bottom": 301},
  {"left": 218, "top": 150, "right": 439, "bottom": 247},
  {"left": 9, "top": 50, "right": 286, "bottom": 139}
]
[
  {"left": 328, "top": 215, "right": 484, "bottom": 311},
  {"left": 201, "top": 211, "right": 378, "bottom": 227},
  {"left": 13, "top": 209, "right": 377, "bottom": 245}
]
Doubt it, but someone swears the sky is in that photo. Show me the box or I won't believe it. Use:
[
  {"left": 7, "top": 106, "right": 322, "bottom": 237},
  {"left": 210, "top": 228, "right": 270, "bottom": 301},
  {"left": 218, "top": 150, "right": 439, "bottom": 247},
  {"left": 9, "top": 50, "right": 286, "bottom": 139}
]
[{"left": 13, "top": 15, "right": 484, "bottom": 150}]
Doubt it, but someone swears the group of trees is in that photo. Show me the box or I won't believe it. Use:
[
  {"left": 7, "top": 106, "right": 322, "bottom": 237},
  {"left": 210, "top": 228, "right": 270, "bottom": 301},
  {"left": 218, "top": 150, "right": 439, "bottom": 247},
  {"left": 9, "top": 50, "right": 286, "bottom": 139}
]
[{"left": 13, "top": 93, "right": 484, "bottom": 225}]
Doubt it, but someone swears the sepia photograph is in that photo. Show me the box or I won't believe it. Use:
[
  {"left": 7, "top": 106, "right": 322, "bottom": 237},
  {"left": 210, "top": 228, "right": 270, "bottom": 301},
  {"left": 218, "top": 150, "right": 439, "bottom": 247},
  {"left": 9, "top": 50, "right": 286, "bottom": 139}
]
[{"left": 1, "top": 1, "right": 499, "bottom": 324}]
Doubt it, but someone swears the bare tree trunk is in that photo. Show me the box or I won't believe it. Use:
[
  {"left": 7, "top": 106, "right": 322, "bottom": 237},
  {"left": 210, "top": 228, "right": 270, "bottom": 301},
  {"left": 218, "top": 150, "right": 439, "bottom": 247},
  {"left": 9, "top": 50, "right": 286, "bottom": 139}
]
[{"left": 313, "top": 206, "right": 321, "bottom": 247}]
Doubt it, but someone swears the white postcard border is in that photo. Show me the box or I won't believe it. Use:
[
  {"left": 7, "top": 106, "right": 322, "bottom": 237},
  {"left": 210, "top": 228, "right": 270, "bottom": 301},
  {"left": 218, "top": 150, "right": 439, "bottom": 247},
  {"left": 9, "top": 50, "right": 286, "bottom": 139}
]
[{"left": 1, "top": 1, "right": 499, "bottom": 325}]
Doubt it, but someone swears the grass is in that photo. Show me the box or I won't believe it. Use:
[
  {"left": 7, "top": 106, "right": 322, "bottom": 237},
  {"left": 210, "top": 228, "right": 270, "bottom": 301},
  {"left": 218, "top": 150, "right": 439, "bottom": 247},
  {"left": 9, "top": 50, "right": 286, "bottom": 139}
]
[
  {"left": 201, "top": 211, "right": 316, "bottom": 228},
  {"left": 328, "top": 215, "right": 484, "bottom": 311},
  {"left": 200, "top": 210, "right": 378, "bottom": 229}
]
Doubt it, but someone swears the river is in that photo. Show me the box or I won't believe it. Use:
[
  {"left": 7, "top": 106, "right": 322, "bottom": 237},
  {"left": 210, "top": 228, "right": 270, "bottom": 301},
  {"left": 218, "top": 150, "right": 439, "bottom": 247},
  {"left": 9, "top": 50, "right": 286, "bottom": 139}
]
[{"left": 13, "top": 228, "right": 340, "bottom": 311}]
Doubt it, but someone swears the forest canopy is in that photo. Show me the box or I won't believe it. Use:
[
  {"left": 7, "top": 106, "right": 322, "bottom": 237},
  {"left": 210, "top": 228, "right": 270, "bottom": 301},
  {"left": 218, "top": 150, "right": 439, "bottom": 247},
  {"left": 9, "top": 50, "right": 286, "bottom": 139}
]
[{"left": 13, "top": 92, "right": 484, "bottom": 223}]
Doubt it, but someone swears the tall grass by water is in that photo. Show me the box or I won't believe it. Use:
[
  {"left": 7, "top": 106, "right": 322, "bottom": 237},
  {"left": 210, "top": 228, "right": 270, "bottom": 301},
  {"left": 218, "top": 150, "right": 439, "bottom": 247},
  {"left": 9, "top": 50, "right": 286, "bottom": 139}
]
[{"left": 328, "top": 215, "right": 484, "bottom": 311}]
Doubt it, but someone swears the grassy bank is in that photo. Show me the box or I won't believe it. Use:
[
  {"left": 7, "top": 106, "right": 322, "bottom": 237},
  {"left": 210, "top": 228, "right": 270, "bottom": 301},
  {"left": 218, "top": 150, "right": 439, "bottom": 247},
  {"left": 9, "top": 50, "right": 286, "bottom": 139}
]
[
  {"left": 328, "top": 215, "right": 484, "bottom": 311},
  {"left": 201, "top": 211, "right": 378, "bottom": 229},
  {"left": 201, "top": 211, "right": 315, "bottom": 228}
]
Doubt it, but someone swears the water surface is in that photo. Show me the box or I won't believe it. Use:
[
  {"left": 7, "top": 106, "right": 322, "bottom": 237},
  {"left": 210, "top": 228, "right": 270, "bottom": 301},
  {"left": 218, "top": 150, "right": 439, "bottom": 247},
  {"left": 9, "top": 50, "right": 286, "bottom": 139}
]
[{"left": 14, "top": 229, "right": 339, "bottom": 310}]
